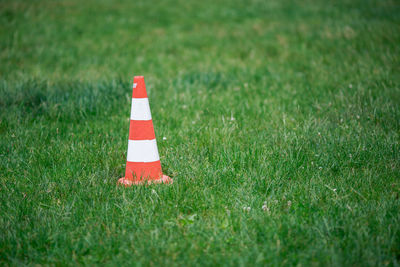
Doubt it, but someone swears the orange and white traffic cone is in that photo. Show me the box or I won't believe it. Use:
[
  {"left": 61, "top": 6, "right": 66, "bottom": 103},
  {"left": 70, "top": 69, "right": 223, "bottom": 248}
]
[{"left": 118, "top": 76, "right": 172, "bottom": 186}]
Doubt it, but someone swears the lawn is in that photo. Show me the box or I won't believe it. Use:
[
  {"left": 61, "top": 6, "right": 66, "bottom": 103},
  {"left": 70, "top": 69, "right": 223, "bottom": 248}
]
[{"left": 1, "top": 0, "right": 399, "bottom": 265}]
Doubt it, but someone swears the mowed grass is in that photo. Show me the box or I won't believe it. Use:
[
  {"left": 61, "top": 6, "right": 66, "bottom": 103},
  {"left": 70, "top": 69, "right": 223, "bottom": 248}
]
[{"left": 1, "top": 0, "right": 400, "bottom": 265}]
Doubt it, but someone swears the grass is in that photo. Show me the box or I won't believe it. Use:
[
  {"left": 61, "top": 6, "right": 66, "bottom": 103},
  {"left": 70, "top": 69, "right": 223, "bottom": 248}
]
[{"left": 1, "top": 0, "right": 400, "bottom": 265}]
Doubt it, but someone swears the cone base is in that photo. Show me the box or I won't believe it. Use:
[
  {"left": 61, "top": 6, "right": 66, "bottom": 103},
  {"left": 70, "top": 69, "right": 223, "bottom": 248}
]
[{"left": 117, "top": 175, "right": 173, "bottom": 187}]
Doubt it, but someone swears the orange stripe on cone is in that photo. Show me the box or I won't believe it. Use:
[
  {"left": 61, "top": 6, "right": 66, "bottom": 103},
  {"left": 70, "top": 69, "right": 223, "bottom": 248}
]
[
  {"left": 129, "top": 120, "right": 155, "bottom": 140},
  {"left": 118, "top": 76, "right": 172, "bottom": 186},
  {"left": 125, "top": 161, "right": 162, "bottom": 181}
]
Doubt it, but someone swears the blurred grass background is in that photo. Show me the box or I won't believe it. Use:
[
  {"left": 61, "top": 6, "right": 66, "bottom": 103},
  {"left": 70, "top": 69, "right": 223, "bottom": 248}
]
[{"left": 1, "top": 0, "right": 399, "bottom": 265}]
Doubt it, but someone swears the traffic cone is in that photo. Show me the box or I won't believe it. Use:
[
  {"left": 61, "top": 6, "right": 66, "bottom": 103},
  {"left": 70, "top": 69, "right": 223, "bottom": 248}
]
[{"left": 118, "top": 76, "right": 172, "bottom": 186}]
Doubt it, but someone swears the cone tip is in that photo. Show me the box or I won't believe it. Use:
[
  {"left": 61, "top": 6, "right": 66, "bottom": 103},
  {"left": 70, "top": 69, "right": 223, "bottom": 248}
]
[{"left": 132, "top": 76, "right": 147, "bottom": 98}]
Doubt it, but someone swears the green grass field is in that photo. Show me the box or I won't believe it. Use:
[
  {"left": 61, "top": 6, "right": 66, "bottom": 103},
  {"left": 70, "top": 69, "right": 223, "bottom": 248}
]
[{"left": 1, "top": 0, "right": 400, "bottom": 265}]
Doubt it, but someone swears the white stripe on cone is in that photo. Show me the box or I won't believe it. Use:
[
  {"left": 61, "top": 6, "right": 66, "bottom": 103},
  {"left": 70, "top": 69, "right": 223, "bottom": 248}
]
[
  {"left": 127, "top": 139, "right": 160, "bottom": 162},
  {"left": 130, "top": 98, "right": 152, "bottom": 120}
]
